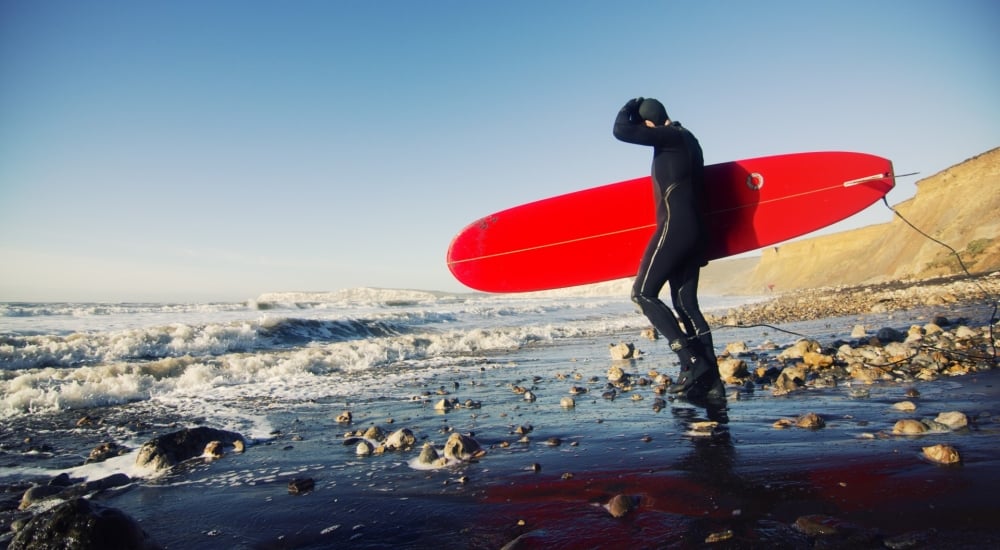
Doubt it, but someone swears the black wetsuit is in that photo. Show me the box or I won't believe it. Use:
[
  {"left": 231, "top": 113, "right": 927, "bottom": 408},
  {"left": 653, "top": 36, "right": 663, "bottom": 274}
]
[{"left": 612, "top": 102, "right": 711, "bottom": 354}]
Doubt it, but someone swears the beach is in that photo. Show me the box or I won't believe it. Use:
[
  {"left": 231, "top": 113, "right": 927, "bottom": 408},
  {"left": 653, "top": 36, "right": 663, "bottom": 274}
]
[{"left": 2, "top": 275, "right": 999, "bottom": 549}]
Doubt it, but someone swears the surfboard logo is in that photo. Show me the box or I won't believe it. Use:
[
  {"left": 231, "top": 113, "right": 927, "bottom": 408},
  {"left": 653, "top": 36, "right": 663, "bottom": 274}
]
[{"left": 746, "top": 173, "right": 765, "bottom": 190}]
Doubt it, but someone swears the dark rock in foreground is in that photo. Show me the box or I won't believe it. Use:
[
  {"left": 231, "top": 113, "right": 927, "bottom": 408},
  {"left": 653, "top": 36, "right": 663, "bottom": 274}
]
[{"left": 10, "top": 498, "right": 161, "bottom": 550}]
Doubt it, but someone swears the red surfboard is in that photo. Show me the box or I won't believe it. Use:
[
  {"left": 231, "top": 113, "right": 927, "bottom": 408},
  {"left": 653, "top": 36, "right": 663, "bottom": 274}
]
[{"left": 447, "top": 151, "right": 895, "bottom": 293}]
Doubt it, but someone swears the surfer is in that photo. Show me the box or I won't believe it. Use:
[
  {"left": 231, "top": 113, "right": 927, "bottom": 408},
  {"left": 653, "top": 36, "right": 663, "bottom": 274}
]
[{"left": 613, "top": 97, "right": 725, "bottom": 401}]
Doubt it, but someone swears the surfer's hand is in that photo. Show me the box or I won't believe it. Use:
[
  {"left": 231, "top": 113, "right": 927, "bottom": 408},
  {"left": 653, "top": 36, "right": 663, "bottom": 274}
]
[{"left": 622, "top": 98, "right": 642, "bottom": 117}]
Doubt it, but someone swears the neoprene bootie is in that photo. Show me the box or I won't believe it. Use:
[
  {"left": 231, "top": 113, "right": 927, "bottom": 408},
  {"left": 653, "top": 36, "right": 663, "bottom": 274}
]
[
  {"left": 666, "top": 339, "right": 713, "bottom": 394},
  {"left": 687, "top": 334, "right": 726, "bottom": 401}
]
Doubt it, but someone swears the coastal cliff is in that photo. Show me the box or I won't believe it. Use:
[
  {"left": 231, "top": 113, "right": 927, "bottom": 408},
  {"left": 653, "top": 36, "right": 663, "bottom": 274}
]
[{"left": 703, "top": 147, "right": 1000, "bottom": 294}]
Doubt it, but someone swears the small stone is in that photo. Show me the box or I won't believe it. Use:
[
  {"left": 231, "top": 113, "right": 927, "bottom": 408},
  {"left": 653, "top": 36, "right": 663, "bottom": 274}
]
[
  {"left": 705, "top": 529, "right": 734, "bottom": 543},
  {"left": 609, "top": 342, "right": 639, "bottom": 360},
  {"left": 336, "top": 410, "right": 352, "bottom": 424},
  {"left": 641, "top": 328, "right": 658, "bottom": 341},
  {"left": 690, "top": 421, "right": 719, "bottom": 433},
  {"left": 605, "top": 494, "right": 638, "bottom": 518},
  {"left": 850, "top": 325, "right": 867, "bottom": 338},
  {"left": 362, "top": 425, "right": 385, "bottom": 441},
  {"left": 892, "top": 401, "right": 917, "bottom": 412},
  {"left": 417, "top": 443, "right": 440, "bottom": 465},
  {"left": 288, "top": 478, "right": 315, "bottom": 494},
  {"left": 922, "top": 443, "right": 961, "bottom": 465},
  {"left": 718, "top": 358, "right": 748, "bottom": 383},
  {"left": 385, "top": 428, "right": 416, "bottom": 451},
  {"left": 795, "top": 413, "right": 826, "bottom": 429},
  {"left": 725, "top": 341, "right": 749, "bottom": 355},
  {"left": 86, "top": 442, "right": 130, "bottom": 464},
  {"left": 607, "top": 365, "right": 626, "bottom": 383},
  {"left": 434, "top": 399, "right": 453, "bottom": 411},
  {"left": 892, "top": 419, "right": 928, "bottom": 435},
  {"left": 443, "top": 432, "right": 484, "bottom": 461},
  {"left": 802, "top": 351, "right": 834, "bottom": 368},
  {"left": 934, "top": 411, "right": 968, "bottom": 430},
  {"left": 876, "top": 327, "right": 906, "bottom": 343},
  {"left": 560, "top": 397, "right": 575, "bottom": 408},
  {"left": 355, "top": 441, "right": 373, "bottom": 456},
  {"left": 523, "top": 390, "right": 536, "bottom": 402}
]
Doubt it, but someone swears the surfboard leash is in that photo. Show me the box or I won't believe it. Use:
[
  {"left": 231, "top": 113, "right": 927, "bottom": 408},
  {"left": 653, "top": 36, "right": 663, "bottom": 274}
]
[
  {"left": 879, "top": 195, "right": 999, "bottom": 365},
  {"left": 699, "top": 184, "right": 999, "bottom": 367}
]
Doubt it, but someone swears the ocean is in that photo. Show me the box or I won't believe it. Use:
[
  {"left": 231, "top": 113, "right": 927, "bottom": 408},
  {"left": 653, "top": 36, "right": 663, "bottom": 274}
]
[{"left": 1, "top": 284, "right": 753, "bottom": 434}]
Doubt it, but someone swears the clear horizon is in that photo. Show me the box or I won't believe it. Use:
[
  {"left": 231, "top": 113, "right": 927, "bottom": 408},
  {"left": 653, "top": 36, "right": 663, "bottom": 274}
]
[{"left": 2, "top": 1, "right": 998, "bottom": 302}]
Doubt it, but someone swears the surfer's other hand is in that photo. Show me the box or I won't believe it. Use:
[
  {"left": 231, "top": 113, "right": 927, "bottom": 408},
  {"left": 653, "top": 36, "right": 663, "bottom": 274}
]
[{"left": 623, "top": 97, "right": 642, "bottom": 115}]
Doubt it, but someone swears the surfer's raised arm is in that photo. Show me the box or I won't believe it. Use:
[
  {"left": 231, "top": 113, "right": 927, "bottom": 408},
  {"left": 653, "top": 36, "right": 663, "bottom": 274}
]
[{"left": 612, "top": 97, "right": 686, "bottom": 148}]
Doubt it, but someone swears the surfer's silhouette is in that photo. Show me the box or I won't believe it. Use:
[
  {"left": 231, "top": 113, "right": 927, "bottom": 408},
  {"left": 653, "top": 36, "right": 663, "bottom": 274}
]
[{"left": 613, "top": 97, "right": 724, "bottom": 401}]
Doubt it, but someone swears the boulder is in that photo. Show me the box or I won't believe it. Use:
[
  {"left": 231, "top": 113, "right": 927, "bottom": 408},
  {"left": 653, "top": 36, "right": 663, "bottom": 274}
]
[
  {"left": 135, "top": 427, "right": 245, "bottom": 470},
  {"left": 10, "top": 498, "right": 160, "bottom": 550}
]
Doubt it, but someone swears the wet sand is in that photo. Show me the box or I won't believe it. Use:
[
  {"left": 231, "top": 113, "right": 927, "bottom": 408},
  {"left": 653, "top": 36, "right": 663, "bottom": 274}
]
[{"left": 4, "top": 277, "right": 999, "bottom": 549}]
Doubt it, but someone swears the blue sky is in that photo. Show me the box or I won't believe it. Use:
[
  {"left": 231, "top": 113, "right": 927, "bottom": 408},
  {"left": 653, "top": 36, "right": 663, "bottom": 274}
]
[{"left": 2, "top": 0, "right": 998, "bottom": 302}]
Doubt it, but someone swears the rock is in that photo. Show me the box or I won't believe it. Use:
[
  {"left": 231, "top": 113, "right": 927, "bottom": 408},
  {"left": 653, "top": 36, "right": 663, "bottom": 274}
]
[
  {"left": 19, "top": 474, "right": 131, "bottom": 510},
  {"left": 777, "top": 339, "right": 820, "bottom": 360},
  {"left": 604, "top": 494, "right": 638, "bottom": 518},
  {"left": 384, "top": 428, "right": 416, "bottom": 451},
  {"left": 922, "top": 443, "right": 961, "bottom": 465},
  {"left": 609, "top": 342, "right": 639, "bottom": 360},
  {"left": 434, "top": 398, "right": 454, "bottom": 411},
  {"left": 362, "top": 425, "right": 385, "bottom": 441},
  {"left": 135, "top": 427, "right": 245, "bottom": 470},
  {"left": 802, "top": 351, "right": 834, "bottom": 368},
  {"left": 724, "top": 341, "right": 749, "bottom": 355},
  {"left": 19, "top": 485, "right": 65, "bottom": 510},
  {"left": 705, "top": 529, "right": 735, "bottom": 543},
  {"left": 10, "top": 498, "right": 160, "bottom": 550},
  {"left": 86, "top": 441, "right": 130, "bottom": 464},
  {"left": 876, "top": 327, "right": 906, "bottom": 343},
  {"left": 640, "top": 328, "right": 658, "bottom": 341},
  {"left": 523, "top": 390, "right": 536, "bottom": 402},
  {"left": 607, "top": 365, "right": 626, "bottom": 383},
  {"left": 795, "top": 412, "right": 826, "bottom": 429},
  {"left": 355, "top": 441, "right": 373, "bottom": 456},
  {"left": 288, "top": 478, "right": 315, "bottom": 494},
  {"left": 892, "top": 401, "right": 917, "bottom": 412},
  {"left": 934, "top": 411, "right": 968, "bottom": 430},
  {"left": 690, "top": 421, "right": 719, "bottom": 433},
  {"left": 718, "top": 358, "right": 748, "bottom": 383},
  {"left": 335, "top": 410, "right": 352, "bottom": 423},
  {"left": 417, "top": 442, "right": 440, "bottom": 465},
  {"left": 892, "top": 419, "right": 928, "bottom": 435},
  {"left": 560, "top": 396, "right": 575, "bottom": 408},
  {"left": 954, "top": 325, "right": 977, "bottom": 339},
  {"left": 772, "top": 366, "right": 806, "bottom": 393},
  {"left": 850, "top": 324, "right": 868, "bottom": 338},
  {"left": 443, "top": 433, "right": 484, "bottom": 462}
]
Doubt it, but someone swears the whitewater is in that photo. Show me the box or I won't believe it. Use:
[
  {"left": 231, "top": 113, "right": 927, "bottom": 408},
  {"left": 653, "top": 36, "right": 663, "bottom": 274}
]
[{"left": 1, "top": 283, "right": 753, "bottom": 432}]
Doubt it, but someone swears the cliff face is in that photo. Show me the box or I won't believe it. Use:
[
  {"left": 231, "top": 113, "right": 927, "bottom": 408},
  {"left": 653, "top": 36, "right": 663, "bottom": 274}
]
[{"left": 709, "top": 147, "right": 1000, "bottom": 294}]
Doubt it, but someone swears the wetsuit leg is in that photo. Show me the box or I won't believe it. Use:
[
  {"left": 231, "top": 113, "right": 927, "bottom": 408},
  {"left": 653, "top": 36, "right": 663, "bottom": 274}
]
[
  {"left": 670, "top": 260, "right": 726, "bottom": 400},
  {"left": 631, "top": 225, "right": 690, "bottom": 350}
]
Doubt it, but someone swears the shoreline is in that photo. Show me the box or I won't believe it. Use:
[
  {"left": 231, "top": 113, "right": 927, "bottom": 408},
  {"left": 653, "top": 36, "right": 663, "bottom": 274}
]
[{"left": 4, "top": 274, "right": 1000, "bottom": 549}]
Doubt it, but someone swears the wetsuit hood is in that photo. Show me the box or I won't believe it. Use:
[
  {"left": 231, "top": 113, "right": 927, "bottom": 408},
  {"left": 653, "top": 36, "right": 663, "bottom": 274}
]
[{"left": 639, "top": 98, "right": 669, "bottom": 125}]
